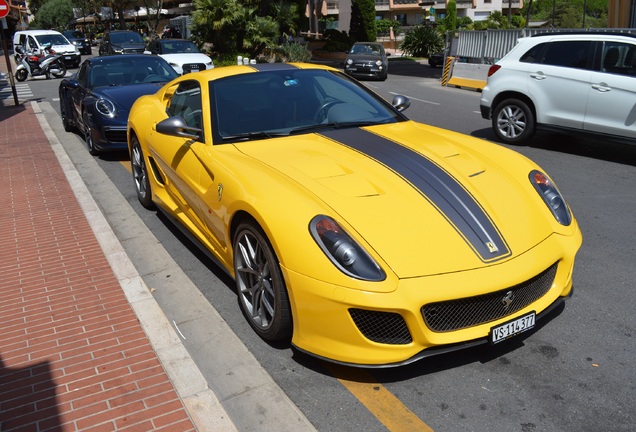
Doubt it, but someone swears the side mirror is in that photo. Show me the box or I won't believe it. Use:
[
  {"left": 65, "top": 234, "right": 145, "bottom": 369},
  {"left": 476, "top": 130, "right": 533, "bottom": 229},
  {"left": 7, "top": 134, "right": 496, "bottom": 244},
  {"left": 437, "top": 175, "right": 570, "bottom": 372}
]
[
  {"left": 392, "top": 95, "right": 411, "bottom": 112},
  {"left": 156, "top": 116, "right": 202, "bottom": 140},
  {"left": 386, "top": 52, "right": 391, "bottom": 57}
]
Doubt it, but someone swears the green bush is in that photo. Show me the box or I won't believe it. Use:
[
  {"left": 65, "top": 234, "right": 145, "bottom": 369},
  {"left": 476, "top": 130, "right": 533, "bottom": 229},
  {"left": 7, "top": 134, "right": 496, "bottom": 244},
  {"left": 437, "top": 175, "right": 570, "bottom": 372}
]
[{"left": 400, "top": 25, "right": 444, "bottom": 58}]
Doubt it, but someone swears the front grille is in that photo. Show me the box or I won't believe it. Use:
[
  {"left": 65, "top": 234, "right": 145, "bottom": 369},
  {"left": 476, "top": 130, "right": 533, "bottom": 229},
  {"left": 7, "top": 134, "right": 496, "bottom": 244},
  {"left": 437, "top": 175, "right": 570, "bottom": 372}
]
[
  {"left": 183, "top": 63, "right": 206, "bottom": 73},
  {"left": 349, "top": 309, "right": 412, "bottom": 345},
  {"left": 421, "top": 263, "right": 558, "bottom": 332}
]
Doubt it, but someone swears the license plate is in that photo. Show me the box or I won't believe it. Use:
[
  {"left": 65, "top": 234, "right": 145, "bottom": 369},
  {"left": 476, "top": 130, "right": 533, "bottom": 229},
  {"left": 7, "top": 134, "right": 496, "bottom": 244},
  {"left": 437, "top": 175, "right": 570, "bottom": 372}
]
[
  {"left": 65, "top": 56, "right": 71, "bottom": 60},
  {"left": 490, "top": 312, "right": 535, "bottom": 344}
]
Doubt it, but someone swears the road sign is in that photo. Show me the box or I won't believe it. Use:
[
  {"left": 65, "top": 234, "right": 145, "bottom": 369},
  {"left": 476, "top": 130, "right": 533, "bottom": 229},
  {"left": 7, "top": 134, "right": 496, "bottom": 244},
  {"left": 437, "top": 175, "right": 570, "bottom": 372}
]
[
  {"left": 429, "top": 7, "right": 435, "bottom": 14},
  {"left": 0, "top": 0, "right": 9, "bottom": 19}
]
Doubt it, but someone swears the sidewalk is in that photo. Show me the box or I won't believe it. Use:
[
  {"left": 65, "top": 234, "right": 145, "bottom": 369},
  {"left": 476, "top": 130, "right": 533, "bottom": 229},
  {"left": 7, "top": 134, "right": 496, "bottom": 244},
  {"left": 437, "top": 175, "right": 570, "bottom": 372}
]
[{"left": 0, "top": 59, "right": 236, "bottom": 430}]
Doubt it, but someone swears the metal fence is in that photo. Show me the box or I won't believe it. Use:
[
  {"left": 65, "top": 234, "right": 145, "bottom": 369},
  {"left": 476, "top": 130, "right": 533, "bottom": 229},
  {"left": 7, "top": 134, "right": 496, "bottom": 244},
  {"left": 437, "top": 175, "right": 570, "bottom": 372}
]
[{"left": 448, "top": 28, "right": 636, "bottom": 64}]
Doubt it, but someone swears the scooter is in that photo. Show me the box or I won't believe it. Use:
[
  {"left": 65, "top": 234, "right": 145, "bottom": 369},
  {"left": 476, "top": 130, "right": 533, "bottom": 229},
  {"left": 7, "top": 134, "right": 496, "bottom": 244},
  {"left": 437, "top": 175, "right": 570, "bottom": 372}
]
[{"left": 14, "top": 45, "right": 67, "bottom": 82}]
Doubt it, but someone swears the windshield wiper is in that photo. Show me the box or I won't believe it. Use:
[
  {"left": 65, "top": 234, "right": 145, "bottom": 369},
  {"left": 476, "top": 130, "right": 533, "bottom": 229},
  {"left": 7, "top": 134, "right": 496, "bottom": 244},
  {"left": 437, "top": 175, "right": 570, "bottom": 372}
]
[
  {"left": 221, "top": 130, "right": 288, "bottom": 141},
  {"left": 288, "top": 121, "right": 380, "bottom": 135}
]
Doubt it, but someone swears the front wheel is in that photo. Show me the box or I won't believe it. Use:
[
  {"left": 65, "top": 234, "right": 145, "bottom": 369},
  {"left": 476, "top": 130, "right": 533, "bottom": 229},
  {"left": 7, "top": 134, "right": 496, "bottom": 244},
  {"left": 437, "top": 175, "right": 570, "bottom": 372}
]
[
  {"left": 233, "top": 221, "right": 292, "bottom": 342},
  {"left": 130, "top": 135, "right": 154, "bottom": 209},
  {"left": 492, "top": 98, "right": 535, "bottom": 145},
  {"left": 82, "top": 114, "right": 99, "bottom": 156},
  {"left": 50, "top": 59, "right": 67, "bottom": 78},
  {"left": 15, "top": 68, "right": 28, "bottom": 82}
]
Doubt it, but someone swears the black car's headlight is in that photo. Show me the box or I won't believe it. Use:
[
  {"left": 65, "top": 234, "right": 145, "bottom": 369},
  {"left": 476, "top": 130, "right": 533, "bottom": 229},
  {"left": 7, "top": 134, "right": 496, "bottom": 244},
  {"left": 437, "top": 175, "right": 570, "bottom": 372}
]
[
  {"left": 375, "top": 60, "right": 382, "bottom": 66},
  {"left": 95, "top": 98, "right": 116, "bottom": 118},
  {"left": 530, "top": 170, "right": 572, "bottom": 226},
  {"left": 310, "top": 215, "right": 385, "bottom": 281}
]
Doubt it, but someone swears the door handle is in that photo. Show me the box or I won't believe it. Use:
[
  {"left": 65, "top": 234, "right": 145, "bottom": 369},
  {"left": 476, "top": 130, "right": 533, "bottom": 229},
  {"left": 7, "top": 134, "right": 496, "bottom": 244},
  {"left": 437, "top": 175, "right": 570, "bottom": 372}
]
[
  {"left": 529, "top": 72, "right": 546, "bottom": 80},
  {"left": 591, "top": 83, "right": 611, "bottom": 92}
]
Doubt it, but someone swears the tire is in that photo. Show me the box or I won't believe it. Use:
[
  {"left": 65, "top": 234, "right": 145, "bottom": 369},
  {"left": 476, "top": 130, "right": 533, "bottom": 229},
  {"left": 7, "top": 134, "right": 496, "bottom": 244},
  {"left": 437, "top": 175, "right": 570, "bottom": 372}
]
[
  {"left": 15, "top": 68, "right": 28, "bottom": 82},
  {"left": 130, "top": 135, "right": 154, "bottom": 209},
  {"left": 60, "top": 97, "right": 73, "bottom": 132},
  {"left": 50, "top": 59, "right": 67, "bottom": 78},
  {"left": 233, "top": 221, "right": 292, "bottom": 342},
  {"left": 492, "top": 98, "right": 535, "bottom": 145},
  {"left": 83, "top": 114, "right": 99, "bottom": 156}
]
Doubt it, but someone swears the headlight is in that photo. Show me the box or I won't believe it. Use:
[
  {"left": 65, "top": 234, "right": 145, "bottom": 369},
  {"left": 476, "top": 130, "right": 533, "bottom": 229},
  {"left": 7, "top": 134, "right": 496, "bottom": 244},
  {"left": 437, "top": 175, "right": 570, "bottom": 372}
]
[
  {"left": 95, "top": 98, "right": 116, "bottom": 118},
  {"left": 530, "top": 170, "right": 572, "bottom": 226},
  {"left": 346, "top": 59, "right": 353, "bottom": 65},
  {"left": 310, "top": 215, "right": 385, "bottom": 281},
  {"left": 375, "top": 60, "right": 382, "bottom": 66}
]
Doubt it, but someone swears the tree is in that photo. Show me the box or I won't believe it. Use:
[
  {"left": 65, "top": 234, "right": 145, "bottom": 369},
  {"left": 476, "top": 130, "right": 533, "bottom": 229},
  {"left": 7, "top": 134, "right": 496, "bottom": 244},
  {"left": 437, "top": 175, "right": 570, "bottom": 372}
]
[
  {"left": 34, "top": 0, "right": 75, "bottom": 30},
  {"left": 349, "top": 0, "right": 376, "bottom": 42}
]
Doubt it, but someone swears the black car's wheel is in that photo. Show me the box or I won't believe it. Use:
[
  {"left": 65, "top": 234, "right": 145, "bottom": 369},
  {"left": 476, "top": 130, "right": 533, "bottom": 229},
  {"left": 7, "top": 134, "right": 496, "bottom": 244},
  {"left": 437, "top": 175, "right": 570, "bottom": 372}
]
[
  {"left": 130, "top": 135, "right": 154, "bottom": 209},
  {"left": 82, "top": 113, "right": 99, "bottom": 156},
  {"left": 233, "top": 221, "right": 292, "bottom": 342},
  {"left": 50, "top": 59, "right": 67, "bottom": 78},
  {"left": 492, "top": 98, "right": 536, "bottom": 145},
  {"left": 15, "top": 69, "right": 28, "bottom": 82},
  {"left": 60, "top": 98, "right": 73, "bottom": 132}
]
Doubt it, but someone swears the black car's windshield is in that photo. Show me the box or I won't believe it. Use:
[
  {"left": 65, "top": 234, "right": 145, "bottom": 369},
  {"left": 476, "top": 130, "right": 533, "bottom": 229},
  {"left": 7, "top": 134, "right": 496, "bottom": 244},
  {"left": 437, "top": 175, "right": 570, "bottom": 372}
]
[
  {"left": 110, "top": 31, "right": 144, "bottom": 45},
  {"left": 210, "top": 68, "right": 404, "bottom": 144},
  {"left": 89, "top": 57, "right": 179, "bottom": 87},
  {"left": 64, "top": 31, "right": 85, "bottom": 39}
]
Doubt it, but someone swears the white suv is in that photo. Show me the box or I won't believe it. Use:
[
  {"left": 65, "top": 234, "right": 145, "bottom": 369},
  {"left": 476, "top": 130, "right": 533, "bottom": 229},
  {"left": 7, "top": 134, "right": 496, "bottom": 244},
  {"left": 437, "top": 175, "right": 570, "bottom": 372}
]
[{"left": 480, "top": 33, "right": 636, "bottom": 145}]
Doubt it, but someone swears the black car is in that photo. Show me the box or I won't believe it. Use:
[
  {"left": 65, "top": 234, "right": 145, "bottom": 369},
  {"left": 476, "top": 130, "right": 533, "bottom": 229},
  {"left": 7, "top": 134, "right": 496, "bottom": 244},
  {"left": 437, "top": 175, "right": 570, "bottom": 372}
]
[
  {"left": 58, "top": 55, "right": 179, "bottom": 155},
  {"left": 99, "top": 30, "right": 145, "bottom": 55},
  {"left": 428, "top": 51, "right": 444, "bottom": 68},
  {"left": 63, "top": 30, "right": 92, "bottom": 55},
  {"left": 344, "top": 42, "right": 390, "bottom": 81}
]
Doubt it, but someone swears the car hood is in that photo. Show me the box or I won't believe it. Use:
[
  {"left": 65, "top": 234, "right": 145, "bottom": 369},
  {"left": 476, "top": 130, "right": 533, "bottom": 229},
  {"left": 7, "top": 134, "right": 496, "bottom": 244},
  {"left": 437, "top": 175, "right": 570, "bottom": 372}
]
[
  {"left": 113, "top": 42, "right": 145, "bottom": 50},
  {"left": 50, "top": 44, "right": 77, "bottom": 54},
  {"left": 347, "top": 54, "right": 385, "bottom": 63},
  {"left": 94, "top": 83, "right": 164, "bottom": 114},
  {"left": 158, "top": 53, "right": 211, "bottom": 66},
  {"left": 236, "top": 122, "right": 557, "bottom": 278}
]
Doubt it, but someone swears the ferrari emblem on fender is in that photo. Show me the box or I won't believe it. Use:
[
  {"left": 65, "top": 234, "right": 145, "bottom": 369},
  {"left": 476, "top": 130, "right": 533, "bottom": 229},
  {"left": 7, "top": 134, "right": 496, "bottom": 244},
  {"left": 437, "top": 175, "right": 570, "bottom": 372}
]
[
  {"left": 486, "top": 241, "right": 499, "bottom": 253},
  {"left": 217, "top": 184, "right": 223, "bottom": 201},
  {"left": 502, "top": 291, "right": 514, "bottom": 309}
]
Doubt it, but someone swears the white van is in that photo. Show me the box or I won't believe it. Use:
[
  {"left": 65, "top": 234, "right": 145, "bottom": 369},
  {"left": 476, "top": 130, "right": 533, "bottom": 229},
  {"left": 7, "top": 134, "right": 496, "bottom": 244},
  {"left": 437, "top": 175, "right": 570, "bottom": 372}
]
[{"left": 13, "top": 30, "right": 81, "bottom": 68}]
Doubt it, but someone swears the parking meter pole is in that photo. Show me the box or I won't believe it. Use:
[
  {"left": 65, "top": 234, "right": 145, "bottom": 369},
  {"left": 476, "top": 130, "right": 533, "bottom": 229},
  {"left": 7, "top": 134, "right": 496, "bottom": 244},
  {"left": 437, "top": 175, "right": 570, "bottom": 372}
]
[{"left": 1, "top": 20, "right": 19, "bottom": 106}]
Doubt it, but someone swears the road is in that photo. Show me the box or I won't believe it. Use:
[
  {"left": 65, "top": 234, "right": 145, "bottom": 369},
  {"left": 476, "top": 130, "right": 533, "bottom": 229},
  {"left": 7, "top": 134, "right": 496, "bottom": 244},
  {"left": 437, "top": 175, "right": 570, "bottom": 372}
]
[{"left": 7, "top": 58, "right": 636, "bottom": 432}]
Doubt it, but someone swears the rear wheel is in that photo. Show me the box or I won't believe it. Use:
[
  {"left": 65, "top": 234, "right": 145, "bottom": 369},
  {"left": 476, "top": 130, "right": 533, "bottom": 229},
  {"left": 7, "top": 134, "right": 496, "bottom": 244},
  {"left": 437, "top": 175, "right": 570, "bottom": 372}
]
[
  {"left": 60, "top": 98, "right": 73, "bottom": 132},
  {"left": 130, "top": 135, "right": 154, "bottom": 209},
  {"left": 492, "top": 98, "right": 535, "bottom": 145},
  {"left": 50, "top": 59, "right": 67, "bottom": 78},
  {"left": 233, "top": 221, "right": 292, "bottom": 342}
]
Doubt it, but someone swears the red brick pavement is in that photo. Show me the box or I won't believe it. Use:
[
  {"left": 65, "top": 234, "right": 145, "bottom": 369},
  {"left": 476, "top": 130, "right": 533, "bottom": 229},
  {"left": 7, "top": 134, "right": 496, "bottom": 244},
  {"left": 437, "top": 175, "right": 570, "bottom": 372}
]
[{"left": 0, "top": 104, "right": 197, "bottom": 430}]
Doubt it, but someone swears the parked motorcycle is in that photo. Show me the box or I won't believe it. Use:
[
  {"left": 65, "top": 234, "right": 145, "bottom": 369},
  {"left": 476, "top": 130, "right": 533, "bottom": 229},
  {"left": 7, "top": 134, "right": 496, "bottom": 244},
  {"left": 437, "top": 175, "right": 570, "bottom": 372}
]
[{"left": 14, "top": 45, "right": 67, "bottom": 82}]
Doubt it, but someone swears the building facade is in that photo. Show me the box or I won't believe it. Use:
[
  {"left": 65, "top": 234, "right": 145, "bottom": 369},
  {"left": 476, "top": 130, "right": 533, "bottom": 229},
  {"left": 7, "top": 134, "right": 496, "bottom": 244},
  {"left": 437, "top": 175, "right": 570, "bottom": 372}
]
[{"left": 326, "top": 0, "right": 523, "bottom": 32}]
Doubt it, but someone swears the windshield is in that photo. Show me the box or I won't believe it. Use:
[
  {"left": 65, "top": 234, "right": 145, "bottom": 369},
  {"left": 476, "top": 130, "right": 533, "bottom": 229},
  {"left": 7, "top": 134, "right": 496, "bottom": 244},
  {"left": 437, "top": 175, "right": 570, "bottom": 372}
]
[
  {"left": 210, "top": 69, "right": 404, "bottom": 144},
  {"left": 65, "top": 31, "right": 85, "bottom": 39},
  {"left": 350, "top": 43, "right": 383, "bottom": 56},
  {"left": 36, "top": 34, "right": 70, "bottom": 46},
  {"left": 89, "top": 57, "right": 179, "bottom": 87},
  {"left": 110, "top": 32, "right": 144, "bottom": 45},
  {"left": 159, "top": 40, "right": 201, "bottom": 54}
]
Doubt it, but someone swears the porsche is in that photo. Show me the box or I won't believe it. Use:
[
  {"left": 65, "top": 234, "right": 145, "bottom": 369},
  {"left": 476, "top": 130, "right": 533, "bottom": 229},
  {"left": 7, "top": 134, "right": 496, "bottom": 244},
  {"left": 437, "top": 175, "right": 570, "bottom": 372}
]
[
  {"left": 59, "top": 55, "right": 179, "bottom": 155},
  {"left": 127, "top": 63, "right": 582, "bottom": 367}
]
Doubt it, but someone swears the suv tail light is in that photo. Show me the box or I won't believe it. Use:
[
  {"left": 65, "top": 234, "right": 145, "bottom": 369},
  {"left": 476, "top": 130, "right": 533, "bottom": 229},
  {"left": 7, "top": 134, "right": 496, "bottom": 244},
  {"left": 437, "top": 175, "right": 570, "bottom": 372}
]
[{"left": 487, "top": 64, "right": 501, "bottom": 77}]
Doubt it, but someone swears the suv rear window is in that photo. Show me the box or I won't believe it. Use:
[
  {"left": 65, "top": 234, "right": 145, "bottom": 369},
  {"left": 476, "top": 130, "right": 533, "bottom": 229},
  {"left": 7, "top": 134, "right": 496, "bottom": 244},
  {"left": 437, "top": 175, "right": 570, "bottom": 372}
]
[{"left": 520, "top": 41, "right": 592, "bottom": 70}]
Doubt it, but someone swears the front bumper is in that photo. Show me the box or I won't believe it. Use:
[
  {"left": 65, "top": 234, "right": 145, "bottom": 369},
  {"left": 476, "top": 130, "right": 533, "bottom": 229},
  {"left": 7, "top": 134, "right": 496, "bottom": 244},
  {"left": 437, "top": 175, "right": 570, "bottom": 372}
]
[
  {"left": 60, "top": 52, "right": 81, "bottom": 67},
  {"left": 344, "top": 64, "right": 386, "bottom": 79},
  {"left": 480, "top": 104, "right": 491, "bottom": 120},
  {"left": 286, "top": 229, "right": 581, "bottom": 367}
]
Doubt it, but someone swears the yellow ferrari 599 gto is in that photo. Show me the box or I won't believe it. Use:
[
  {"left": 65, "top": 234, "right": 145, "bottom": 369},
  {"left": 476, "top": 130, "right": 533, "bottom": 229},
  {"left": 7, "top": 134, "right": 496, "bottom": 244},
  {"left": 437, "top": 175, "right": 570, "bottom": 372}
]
[{"left": 127, "top": 63, "right": 582, "bottom": 367}]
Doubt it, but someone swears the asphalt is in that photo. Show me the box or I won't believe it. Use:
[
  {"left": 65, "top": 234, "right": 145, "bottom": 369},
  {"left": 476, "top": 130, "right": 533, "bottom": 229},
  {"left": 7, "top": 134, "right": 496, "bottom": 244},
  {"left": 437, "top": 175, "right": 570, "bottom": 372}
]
[{"left": 0, "top": 54, "right": 318, "bottom": 430}]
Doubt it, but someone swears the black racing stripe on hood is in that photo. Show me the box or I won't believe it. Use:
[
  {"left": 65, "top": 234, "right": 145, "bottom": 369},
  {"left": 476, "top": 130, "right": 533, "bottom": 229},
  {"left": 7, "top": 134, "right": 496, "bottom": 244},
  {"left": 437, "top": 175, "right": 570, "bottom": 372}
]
[
  {"left": 320, "top": 128, "right": 511, "bottom": 262},
  {"left": 249, "top": 63, "right": 300, "bottom": 71}
]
